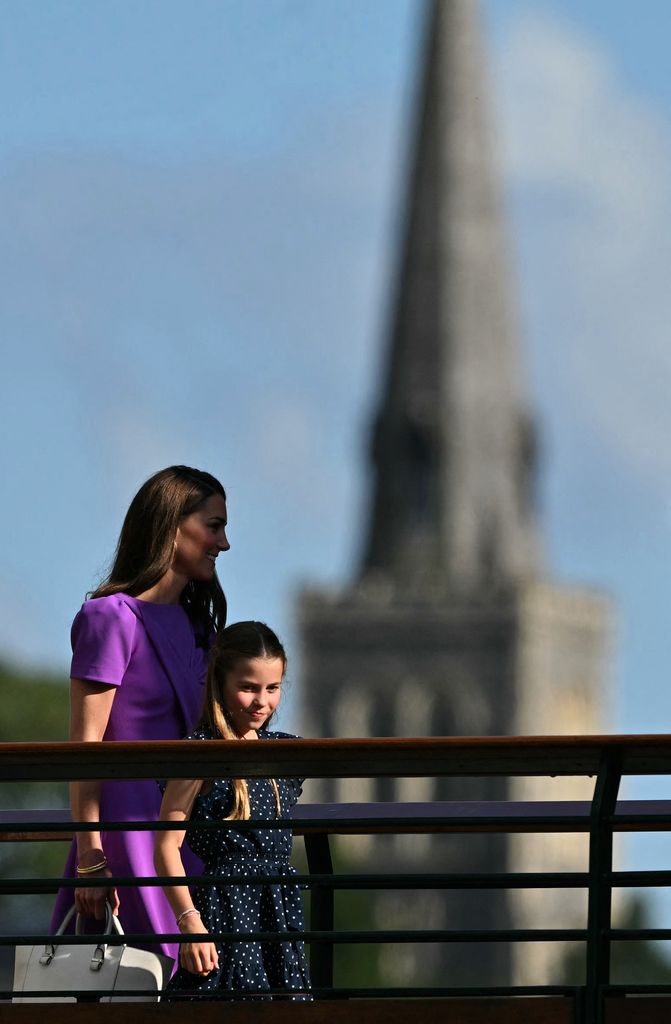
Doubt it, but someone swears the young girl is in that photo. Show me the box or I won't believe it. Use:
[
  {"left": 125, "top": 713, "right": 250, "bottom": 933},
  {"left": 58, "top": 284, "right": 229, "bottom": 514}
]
[{"left": 154, "top": 621, "right": 311, "bottom": 1000}]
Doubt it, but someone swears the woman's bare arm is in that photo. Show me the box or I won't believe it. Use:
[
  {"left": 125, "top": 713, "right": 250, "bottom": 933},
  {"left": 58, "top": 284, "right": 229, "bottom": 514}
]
[{"left": 69, "top": 678, "right": 119, "bottom": 919}]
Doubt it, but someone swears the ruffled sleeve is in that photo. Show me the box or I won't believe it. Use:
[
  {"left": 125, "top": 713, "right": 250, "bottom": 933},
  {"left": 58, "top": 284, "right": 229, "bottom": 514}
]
[{"left": 70, "top": 595, "right": 138, "bottom": 687}]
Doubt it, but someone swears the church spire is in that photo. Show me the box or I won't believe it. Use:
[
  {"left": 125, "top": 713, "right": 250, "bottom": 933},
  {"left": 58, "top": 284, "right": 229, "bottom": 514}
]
[{"left": 362, "top": 0, "right": 540, "bottom": 595}]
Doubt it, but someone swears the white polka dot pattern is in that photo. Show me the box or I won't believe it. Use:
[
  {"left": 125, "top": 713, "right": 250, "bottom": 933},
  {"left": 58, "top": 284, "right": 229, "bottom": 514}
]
[{"left": 167, "top": 728, "right": 312, "bottom": 1000}]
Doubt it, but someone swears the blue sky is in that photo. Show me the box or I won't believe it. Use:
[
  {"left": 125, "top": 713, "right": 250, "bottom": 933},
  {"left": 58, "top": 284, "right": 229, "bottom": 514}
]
[{"left": 3, "top": 0, "right": 671, "bottom": 915}]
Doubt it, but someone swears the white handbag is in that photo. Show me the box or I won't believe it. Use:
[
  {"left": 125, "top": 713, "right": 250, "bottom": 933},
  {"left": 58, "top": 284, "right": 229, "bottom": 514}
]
[{"left": 12, "top": 902, "right": 173, "bottom": 1002}]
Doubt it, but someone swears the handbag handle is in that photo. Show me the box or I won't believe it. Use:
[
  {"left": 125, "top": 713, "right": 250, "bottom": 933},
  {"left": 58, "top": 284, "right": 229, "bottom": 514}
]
[{"left": 40, "top": 902, "right": 124, "bottom": 971}]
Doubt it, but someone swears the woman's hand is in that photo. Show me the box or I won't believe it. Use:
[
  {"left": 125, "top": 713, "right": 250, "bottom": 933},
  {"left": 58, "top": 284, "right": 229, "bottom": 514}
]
[
  {"left": 178, "top": 914, "right": 219, "bottom": 976},
  {"left": 74, "top": 853, "right": 120, "bottom": 921}
]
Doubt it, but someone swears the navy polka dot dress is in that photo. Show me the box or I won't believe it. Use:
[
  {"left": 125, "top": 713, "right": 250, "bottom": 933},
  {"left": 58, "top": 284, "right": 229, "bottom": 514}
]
[{"left": 167, "top": 728, "right": 311, "bottom": 1000}]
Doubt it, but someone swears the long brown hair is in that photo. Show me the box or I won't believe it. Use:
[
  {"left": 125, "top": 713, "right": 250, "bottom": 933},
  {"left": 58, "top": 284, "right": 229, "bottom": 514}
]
[
  {"left": 92, "top": 465, "right": 227, "bottom": 638},
  {"left": 202, "top": 621, "right": 286, "bottom": 820}
]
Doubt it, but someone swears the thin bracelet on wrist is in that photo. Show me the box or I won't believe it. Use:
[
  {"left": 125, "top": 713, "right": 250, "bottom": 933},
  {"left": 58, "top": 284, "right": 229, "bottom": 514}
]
[
  {"left": 76, "top": 857, "right": 108, "bottom": 875},
  {"left": 176, "top": 908, "right": 201, "bottom": 926}
]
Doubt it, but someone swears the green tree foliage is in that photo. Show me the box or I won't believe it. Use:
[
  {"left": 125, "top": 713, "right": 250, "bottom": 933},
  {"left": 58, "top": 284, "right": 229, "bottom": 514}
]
[
  {"left": 0, "top": 660, "right": 68, "bottom": 741},
  {"left": 292, "top": 836, "right": 383, "bottom": 989},
  {"left": 0, "top": 660, "right": 70, "bottom": 937},
  {"left": 561, "top": 896, "right": 671, "bottom": 984}
]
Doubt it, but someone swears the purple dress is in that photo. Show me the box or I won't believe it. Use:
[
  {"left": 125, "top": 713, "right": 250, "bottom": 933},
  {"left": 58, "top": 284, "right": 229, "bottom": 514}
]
[{"left": 51, "top": 594, "right": 208, "bottom": 966}]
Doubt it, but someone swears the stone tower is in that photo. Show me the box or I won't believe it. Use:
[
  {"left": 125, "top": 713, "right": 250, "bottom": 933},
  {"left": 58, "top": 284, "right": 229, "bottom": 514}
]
[{"left": 298, "top": 0, "right": 611, "bottom": 986}]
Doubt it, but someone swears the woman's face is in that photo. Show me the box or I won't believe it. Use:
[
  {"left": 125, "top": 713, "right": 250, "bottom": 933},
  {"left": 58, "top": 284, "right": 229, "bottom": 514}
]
[
  {"left": 222, "top": 657, "right": 284, "bottom": 739},
  {"left": 172, "top": 494, "right": 229, "bottom": 582}
]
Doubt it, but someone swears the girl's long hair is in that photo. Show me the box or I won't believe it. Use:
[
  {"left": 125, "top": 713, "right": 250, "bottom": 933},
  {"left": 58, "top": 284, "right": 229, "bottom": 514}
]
[
  {"left": 91, "top": 465, "right": 227, "bottom": 639},
  {"left": 202, "top": 621, "right": 286, "bottom": 820}
]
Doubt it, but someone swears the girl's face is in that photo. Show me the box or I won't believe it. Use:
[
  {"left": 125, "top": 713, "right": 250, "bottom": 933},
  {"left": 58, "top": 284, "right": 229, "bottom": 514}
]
[{"left": 222, "top": 657, "right": 284, "bottom": 739}]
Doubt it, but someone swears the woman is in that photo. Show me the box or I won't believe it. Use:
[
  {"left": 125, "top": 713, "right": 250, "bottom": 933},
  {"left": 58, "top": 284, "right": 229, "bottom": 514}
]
[{"left": 51, "top": 465, "right": 229, "bottom": 965}]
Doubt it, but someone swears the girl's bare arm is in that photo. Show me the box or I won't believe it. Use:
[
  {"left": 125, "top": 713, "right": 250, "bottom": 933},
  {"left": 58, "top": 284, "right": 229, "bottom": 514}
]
[{"left": 155, "top": 778, "right": 219, "bottom": 976}]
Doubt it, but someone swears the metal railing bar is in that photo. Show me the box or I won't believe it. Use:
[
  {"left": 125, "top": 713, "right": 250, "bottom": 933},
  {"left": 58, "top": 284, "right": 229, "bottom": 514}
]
[
  {"left": 300, "top": 985, "right": 582, "bottom": 998},
  {"left": 3, "top": 797, "right": 671, "bottom": 821},
  {"left": 304, "top": 827, "right": 334, "bottom": 988},
  {"left": 603, "top": 984, "right": 671, "bottom": 993},
  {"left": 609, "top": 815, "right": 671, "bottom": 826},
  {"left": 6, "top": 990, "right": 306, "bottom": 1001},
  {"left": 5, "top": 798, "right": 671, "bottom": 818},
  {"left": 1, "top": 984, "right": 581, "bottom": 1000},
  {"left": 608, "top": 928, "right": 671, "bottom": 940},
  {"left": 610, "top": 870, "right": 671, "bottom": 886},
  {"left": 6, "top": 816, "right": 671, "bottom": 841},
  {"left": 584, "top": 751, "right": 621, "bottom": 1024},
  {"left": 0, "top": 814, "right": 602, "bottom": 832},
  {"left": 0, "top": 927, "right": 589, "bottom": 946},
  {"left": 3, "top": 798, "right": 671, "bottom": 836},
  {"left": 0, "top": 870, "right": 592, "bottom": 895}
]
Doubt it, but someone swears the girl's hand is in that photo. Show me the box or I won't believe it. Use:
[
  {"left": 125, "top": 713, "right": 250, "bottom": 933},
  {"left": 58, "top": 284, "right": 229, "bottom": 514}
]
[
  {"left": 178, "top": 915, "right": 219, "bottom": 976},
  {"left": 74, "top": 867, "right": 120, "bottom": 921}
]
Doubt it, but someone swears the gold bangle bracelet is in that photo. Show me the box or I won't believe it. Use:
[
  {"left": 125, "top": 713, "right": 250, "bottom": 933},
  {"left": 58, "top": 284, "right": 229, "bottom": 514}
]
[{"left": 76, "top": 858, "right": 108, "bottom": 875}]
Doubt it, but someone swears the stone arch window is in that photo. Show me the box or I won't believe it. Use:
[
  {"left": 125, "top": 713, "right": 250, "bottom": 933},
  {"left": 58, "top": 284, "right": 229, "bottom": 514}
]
[
  {"left": 394, "top": 678, "right": 435, "bottom": 813},
  {"left": 332, "top": 684, "right": 371, "bottom": 738},
  {"left": 394, "top": 676, "right": 435, "bottom": 736},
  {"left": 332, "top": 684, "right": 374, "bottom": 806}
]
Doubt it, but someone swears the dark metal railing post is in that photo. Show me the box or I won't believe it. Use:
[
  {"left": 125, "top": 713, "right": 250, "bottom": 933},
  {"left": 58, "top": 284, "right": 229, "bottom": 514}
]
[
  {"left": 304, "top": 831, "right": 335, "bottom": 992},
  {"left": 584, "top": 752, "right": 621, "bottom": 1024}
]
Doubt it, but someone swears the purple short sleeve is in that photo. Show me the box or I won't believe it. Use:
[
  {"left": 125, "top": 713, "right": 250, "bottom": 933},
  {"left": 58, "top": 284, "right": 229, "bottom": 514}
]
[{"left": 70, "top": 596, "right": 138, "bottom": 686}]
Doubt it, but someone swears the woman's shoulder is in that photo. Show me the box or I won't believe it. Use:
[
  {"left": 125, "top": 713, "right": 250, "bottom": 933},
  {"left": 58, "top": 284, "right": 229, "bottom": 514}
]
[
  {"left": 70, "top": 595, "right": 140, "bottom": 683},
  {"left": 73, "top": 593, "right": 139, "bottom": 626}
]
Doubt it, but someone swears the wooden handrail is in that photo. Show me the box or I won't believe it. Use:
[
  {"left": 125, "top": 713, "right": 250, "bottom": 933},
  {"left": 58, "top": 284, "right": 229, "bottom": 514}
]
[{"left": 1, "top": 735, "right": 671, "bottom": 781}]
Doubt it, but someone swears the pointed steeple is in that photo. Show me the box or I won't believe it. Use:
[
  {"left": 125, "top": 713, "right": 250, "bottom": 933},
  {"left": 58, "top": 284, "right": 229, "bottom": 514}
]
[{"left": 362, "top": 0, "right": 539, "bottom": 595}]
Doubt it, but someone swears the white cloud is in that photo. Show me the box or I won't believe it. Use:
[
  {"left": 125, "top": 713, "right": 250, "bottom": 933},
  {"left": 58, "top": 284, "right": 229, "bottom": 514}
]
[
  {"left": 494, "top": 10, "right": 671, "bottom": 484},
  {"left": 498, "top": 14, "right": 668, "bottom": 221}
]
